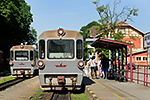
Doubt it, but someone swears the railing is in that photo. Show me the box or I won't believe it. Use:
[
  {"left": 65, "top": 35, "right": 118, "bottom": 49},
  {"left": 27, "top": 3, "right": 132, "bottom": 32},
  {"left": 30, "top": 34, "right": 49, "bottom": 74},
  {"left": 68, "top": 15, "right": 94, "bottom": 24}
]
[{"left": 126, "top": 65, "right": 150, "bottom": 87}]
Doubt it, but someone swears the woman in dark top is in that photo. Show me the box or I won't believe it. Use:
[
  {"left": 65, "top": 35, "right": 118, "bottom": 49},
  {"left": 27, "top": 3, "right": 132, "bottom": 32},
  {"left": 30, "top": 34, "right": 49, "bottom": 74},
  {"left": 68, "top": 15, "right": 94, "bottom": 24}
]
[{"left": 100, "top": 54, "right": 109, "bottom": 79}]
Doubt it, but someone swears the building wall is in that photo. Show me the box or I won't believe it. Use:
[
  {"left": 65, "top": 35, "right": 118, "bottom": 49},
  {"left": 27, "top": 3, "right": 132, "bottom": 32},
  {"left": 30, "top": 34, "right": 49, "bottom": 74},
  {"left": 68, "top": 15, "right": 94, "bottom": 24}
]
[
  {"left": 115, "top": 26, "right": 146, "bottom": 65},
  {"left": 89, "top": 23, "right": 146, "bottom": 66},
  {"left": 115, "top": 27, "right": 144, "bottom": 50},
  {"left": 123, "top": 37, "right": 141, "bottom": 49},
  {"left": 127, "top": 52, "right": 148, "bottom": 66}
]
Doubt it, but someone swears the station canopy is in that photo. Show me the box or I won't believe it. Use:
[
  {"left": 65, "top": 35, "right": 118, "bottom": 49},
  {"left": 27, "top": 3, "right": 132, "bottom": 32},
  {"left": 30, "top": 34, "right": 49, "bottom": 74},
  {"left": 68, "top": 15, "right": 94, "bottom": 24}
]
[{"left": 90, "top": 38, "right": 132, "bottom": 50}]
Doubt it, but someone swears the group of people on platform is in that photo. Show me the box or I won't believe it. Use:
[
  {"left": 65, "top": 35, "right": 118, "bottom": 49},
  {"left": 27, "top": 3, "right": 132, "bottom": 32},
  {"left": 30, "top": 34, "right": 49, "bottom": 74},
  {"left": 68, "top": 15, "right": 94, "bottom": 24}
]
[{"left": 85, "top": 54, "right": 110, "bottom": 79}]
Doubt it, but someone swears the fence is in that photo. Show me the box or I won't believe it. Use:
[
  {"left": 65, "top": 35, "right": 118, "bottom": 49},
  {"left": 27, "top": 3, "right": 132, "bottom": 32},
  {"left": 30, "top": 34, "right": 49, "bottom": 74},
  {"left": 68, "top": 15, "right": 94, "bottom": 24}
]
[{"left": 126, "top": 65, "right": 150, "bottom": 87}]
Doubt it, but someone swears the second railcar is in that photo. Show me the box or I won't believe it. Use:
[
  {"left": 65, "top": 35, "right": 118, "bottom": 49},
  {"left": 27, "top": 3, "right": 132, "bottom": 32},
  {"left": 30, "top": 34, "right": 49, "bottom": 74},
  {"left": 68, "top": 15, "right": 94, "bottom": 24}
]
[
  {"left": 37, "top": 27, "right": 84, "bottom": 90},
  {"left": 9, "top": 44, "right": 38, "bottom": 77}
]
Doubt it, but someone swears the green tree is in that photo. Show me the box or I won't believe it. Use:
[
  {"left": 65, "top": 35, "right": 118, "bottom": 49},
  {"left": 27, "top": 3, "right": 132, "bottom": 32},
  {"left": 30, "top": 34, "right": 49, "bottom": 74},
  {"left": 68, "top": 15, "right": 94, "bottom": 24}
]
[
  {"left": 79, "top": 21, "right": 100, "bottom": 62},
  {"left": 0, "top": 0, "right": 37, "bottom": 63},
  {"left": 25, "top": 27, "right": 37, "bottom": 45},
  {"left": 92, "top": 0, "right": 138, "bottom": 57},
  {"left": 93, "top": 0, "right": 138, "bottom": 40}
]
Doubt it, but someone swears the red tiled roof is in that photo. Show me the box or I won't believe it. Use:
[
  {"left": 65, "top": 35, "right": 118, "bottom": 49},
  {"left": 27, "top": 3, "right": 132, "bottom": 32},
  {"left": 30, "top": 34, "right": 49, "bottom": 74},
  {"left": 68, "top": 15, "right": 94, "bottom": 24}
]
[
  {"left": 118, "top": 21, "right": 145, "bottom": 36},
  {"left": 127, "top": 50, "right": 147, "bottom": 56},
  {"left": 89, "top": 26, "right": 99, "bottom": 37},
  {"left": 89, "top": 22, "right": 145, "bottom": 37}
]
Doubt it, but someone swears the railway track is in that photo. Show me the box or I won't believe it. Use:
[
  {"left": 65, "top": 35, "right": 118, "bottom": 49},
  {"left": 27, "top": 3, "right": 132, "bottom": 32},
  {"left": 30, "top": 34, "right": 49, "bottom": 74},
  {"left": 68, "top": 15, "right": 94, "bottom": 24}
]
[
  {"left": 0, "top": 78, "right": 25, "bottom": 91},
  {"left": 50, "top": 91, "right": 70, "bottom": 100}
]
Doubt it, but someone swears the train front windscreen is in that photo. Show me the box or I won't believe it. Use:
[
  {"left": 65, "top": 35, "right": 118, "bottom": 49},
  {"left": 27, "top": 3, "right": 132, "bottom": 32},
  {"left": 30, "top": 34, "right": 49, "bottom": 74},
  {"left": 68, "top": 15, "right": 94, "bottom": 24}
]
[
  {"left": 47, "top": 39, "right": 74, "bottom": 59},
  {"left": 15, "top": 51, "right": 28, "bottom": 61}
]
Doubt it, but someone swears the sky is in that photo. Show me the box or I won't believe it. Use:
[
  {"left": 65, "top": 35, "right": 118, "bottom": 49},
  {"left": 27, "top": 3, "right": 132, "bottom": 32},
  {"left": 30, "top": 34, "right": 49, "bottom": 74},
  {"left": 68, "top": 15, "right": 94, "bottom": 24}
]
[{"left": 25, "top": 0, "right": 150, "bottom": 37}]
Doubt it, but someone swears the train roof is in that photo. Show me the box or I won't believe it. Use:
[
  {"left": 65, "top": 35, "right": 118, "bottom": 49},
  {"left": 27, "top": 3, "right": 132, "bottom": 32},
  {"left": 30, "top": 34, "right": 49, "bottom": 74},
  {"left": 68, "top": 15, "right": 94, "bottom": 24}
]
[
  {"left": 10, "top": 45, "right": 35, "bottom": 50},
  {"left": 39, "top": 30, "right": 82, "bottom": 39}
]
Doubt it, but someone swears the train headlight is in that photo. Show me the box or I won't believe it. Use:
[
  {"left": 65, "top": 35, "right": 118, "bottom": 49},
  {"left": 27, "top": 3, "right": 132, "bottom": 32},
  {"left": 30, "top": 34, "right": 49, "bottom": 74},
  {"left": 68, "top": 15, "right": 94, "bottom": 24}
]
[
  {"left": 37, "top": 60, "right": 44, "bottom": 68},
  {"left": 73, "top": 77, "right": 77, "bottom": 82},
  {"left": 72, "top": 77, "right": 77, "bottom": 86},
  {"left": 39, "top": 62, "right": 43, "bottom": 66},
  {"left": 30, "top": 61, "right": 35, "bottom": 66},
  {"left": 57, "top": 28, "right": 65, "bottom": 37},
  {"left": 77, "top": 60, "right": 85, "bottom": 68},
  {"left": 79, "top": 62, "right": 84, "bottom": 66},
  {"left": 9, "top": 61, "right": 14, "bottom": 66},
  {"left": 58, "top": 29, "right": 63, "bottom": 35},
  {"left": 20, "top": 43, "right": 24, "bottom": 49}
]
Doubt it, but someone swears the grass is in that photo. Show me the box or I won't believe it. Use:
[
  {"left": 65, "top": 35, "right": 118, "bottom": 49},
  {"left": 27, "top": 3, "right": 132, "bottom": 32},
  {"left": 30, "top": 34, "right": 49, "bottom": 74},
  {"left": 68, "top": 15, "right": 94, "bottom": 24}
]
[
  {"left": 71, "top": 91, "right": 89, "bottom": 100},
  {"left": 30, "top": 89, "right": 89, "bottom": 100},
  {"left": 30, "top": 89, "right": 48, "bottom": 100},
  {"left": 0, "top": 76, "right": 16, "bottom": 84}
]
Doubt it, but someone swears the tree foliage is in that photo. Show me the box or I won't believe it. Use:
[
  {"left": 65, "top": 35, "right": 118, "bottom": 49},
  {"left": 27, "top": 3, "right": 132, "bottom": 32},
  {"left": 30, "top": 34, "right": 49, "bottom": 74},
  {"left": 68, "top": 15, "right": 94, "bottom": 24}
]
[
  {"left": 79, "top": 21, "right": 100, "bottom": 62},
  {"left": 0, "top": 0, "right": 37, "bottom": 60},
  {"left": 93, "top": 0, "right": 138, "bottom": 40},
  {"left": 91, "top": 0, "right": 139, "bottom": 57},
  {"left": 26, "top": 27, "right": 37, "bottom": 45},
  {"left": 80, "top": 0, "right": 139, "bottom": 59}
]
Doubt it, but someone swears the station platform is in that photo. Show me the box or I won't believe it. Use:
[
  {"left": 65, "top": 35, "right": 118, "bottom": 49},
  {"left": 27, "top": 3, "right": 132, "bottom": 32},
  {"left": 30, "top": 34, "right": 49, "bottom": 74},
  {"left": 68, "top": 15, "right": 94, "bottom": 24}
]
[{"left": 83, "top": 76, "right": 150, "bottom": 100}]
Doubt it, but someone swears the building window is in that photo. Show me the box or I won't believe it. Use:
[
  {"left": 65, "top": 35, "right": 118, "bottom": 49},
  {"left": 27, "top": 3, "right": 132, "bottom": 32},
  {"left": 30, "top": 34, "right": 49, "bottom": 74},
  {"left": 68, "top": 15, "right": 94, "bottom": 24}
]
[
  {"left": 136, "top": 57, "right": 141, "bottom": 61},
  {"left": 119, "top": 28, "right": 125, "bottom": 33},
  {"left": 143, "top": 57, "right": 147, "bottom": 61}
]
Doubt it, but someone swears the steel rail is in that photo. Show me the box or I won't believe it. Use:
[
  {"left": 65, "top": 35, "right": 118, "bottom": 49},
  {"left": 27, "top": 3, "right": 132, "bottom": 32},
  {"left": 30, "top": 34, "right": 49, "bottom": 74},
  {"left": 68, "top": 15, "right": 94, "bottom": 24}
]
[
  {"left": 0, "top": 78, "right": 25, "bottom": 91},
  {"left": 50, "top": 91, "right": 70, "bottom": 100}
]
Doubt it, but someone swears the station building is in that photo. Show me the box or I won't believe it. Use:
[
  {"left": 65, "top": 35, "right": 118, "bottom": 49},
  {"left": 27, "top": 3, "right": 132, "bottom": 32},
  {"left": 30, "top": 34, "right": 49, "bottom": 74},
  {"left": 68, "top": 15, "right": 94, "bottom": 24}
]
[{"left": 86, "top": 21, "right": 148, "bottom": 65}]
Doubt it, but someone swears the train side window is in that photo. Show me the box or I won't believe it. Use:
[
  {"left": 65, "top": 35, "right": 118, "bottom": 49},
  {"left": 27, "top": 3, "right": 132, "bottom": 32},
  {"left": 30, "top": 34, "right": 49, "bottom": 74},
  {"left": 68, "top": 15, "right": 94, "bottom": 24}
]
[
  {"left": 39, "top": 40, "right": 45, "bottom": 59},
  {"left": 30, "top": 50, "right": 33, "bottom": 60},
  {"left": 10, "top": 51, "right": 13, "bottom": 60},
  {"left": 76, "top": 40, "right": 83, "bottom": 59}
]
